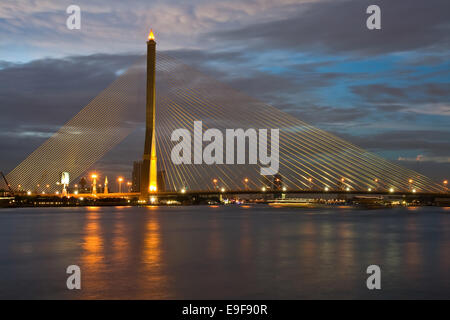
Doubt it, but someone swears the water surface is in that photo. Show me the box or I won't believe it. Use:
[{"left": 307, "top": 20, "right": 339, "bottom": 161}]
[{"left": 0, "top": 205, "right": 449, "bottom": 299}]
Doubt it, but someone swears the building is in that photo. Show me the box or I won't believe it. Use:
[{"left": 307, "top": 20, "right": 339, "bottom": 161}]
[
  {"left": 272, "top": 174, "right": 283, "bottom": 191},
  {"left": 132, "top": 160, "right": 142, "bottom": 192},
  {"left": 157, "top": 170, "right": 166, "bottom": 192}
]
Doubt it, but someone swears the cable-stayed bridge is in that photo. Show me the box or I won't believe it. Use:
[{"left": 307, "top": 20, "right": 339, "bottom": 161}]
[{"left": 3, "top": 52, "right": 445, "bottom": 196}]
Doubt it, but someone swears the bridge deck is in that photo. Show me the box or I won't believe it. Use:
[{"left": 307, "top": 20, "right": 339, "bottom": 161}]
[{"left": 33, "top": 190, "right": 449, "bottom": 198}]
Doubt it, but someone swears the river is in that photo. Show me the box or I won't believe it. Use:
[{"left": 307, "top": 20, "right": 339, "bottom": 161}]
[{"left": 0, "top": 205, "right": 449, "bottom": 299}]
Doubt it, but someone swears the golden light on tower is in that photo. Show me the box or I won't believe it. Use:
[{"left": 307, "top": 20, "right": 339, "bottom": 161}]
[{"left": 148, "top": 29, "right": 155, "bottom": 41}]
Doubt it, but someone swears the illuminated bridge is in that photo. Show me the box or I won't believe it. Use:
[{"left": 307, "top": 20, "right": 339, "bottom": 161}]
[{"left": 2, "top": 33, "right": 447, "bottom": 197}]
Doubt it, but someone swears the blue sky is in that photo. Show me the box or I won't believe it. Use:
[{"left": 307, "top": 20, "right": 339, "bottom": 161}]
[{"left": 0, "top": 0, "right": 449, "bottom": 181}]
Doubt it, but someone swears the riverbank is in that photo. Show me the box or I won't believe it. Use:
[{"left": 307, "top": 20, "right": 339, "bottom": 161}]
[{"left": 1, "top": 193, "right": 449, "bottom": 208}]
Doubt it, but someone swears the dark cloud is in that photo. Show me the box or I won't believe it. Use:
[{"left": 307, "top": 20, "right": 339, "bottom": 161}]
[
  {"left": 338, "top": 130, "right": 450, "bottom": 157},
  {"left": 0, "top": 49, "right": 448, "bottom": 180},
  {"left": 210, "top": 0, "right": 450, "bottom": 56},
  {"left": 351, "top": 83, "right": 450, "bottom": 104},
  {"left": 0, "top": 54, "right": 140, "bottom": 125},
  {"left": 335, "top": 129, "right": 450, "bottom": 180},
  {"left": 0, "top": 54, "right": 140, "bottom": 172},
  {"left": 279, "top": 103, "right": 370, "bottom": 124}
]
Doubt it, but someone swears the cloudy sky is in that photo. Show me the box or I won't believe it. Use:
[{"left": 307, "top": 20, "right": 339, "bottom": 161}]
[{"left": 0, "top": 0, "right": 449, "bottom": 182}]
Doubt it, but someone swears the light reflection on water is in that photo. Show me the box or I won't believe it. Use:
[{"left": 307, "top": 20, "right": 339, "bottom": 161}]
[{"left": 0, "top": 205, "right": 449, "bottom": 299}]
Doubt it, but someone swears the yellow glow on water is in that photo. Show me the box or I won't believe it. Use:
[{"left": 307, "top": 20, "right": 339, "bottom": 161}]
[
  {"left": 140, "top": 216, "right": 169, "bottom": 296},
  {"left": 82, "top": 212, "right": 104, "bottom": 268}
]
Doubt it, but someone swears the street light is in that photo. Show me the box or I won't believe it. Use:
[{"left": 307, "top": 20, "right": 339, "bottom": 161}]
[
  {"left": 220, "top": 187, "right": 225, "bottom": 193},
  {"left": 117, "top": 177, "right": 124, "bottom": 193},
  {"left": 389, "top": 187, "right": 394, "bottom": 193},
  {"left": 244, "top": 178, "right": 249, "bottom": 190},
  {"left": 181, "top": 188, "right": 186, "bottom": 194},
  {"left": 409, "top": 179, "right": 413, "bottom": 191}
]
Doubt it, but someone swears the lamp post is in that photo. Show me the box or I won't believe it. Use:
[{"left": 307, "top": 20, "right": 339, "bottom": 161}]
[
  {"left": 118, "top": 177, "right": 124, "bottom": 193},
  {"left": 340, "top": 178, "right": 345, "bottom": 191}
]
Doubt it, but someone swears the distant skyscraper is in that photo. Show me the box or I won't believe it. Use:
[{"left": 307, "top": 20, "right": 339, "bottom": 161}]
[
  {"left": 132, "top": 160, "right": 143, "bottom": 192},
  {"left": 157, "top": 170, "right": 166, "bottom": 192}
]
